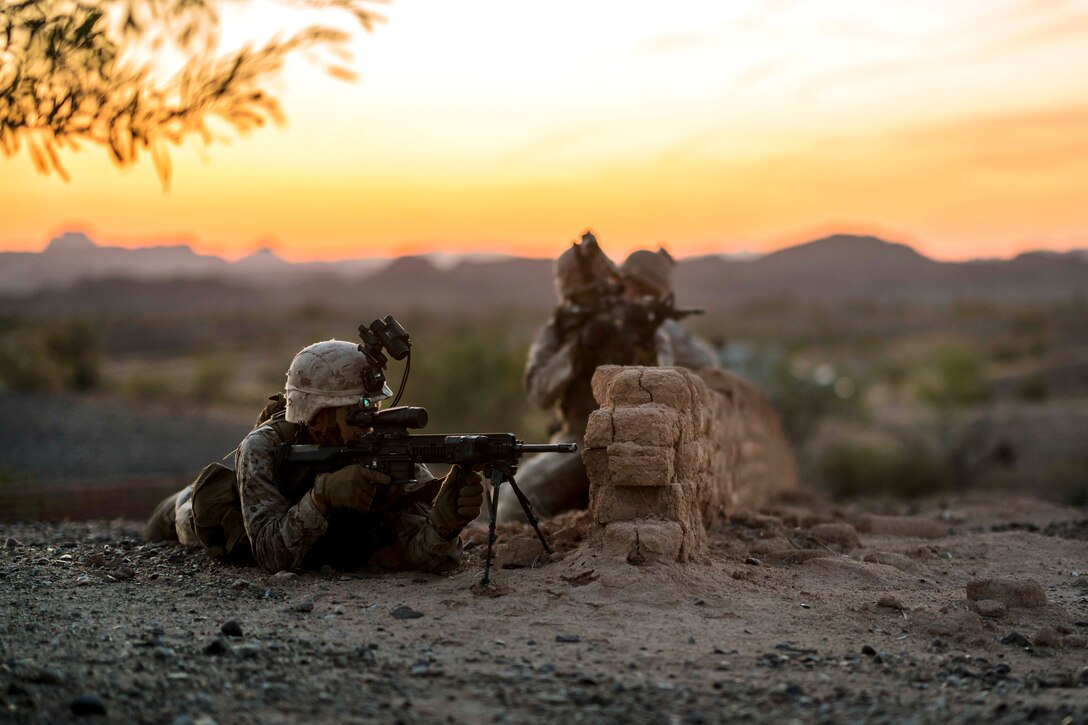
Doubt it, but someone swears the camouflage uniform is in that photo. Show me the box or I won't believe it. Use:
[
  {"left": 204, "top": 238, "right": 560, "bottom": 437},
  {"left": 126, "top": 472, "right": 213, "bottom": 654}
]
[
  {"left": 235, "top": 423, "right": 460, "bottom": 574},
  {"left": 145, "top": 340, "right": 471, "bottom": 574},
  {"left": 497, "top": 239, "right": 718, "bottom": 522}
]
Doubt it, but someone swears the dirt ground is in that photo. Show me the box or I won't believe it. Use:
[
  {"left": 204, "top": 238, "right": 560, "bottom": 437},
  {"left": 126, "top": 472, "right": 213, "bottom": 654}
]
[{"left": 2, "top": 494, "right": 1087, "bottom": 724}]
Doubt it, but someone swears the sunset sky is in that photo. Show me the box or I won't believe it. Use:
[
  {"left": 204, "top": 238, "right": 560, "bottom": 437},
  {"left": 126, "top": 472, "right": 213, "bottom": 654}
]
[{"left": 2, "top": 0, "right": 1087, "bottom": 261}]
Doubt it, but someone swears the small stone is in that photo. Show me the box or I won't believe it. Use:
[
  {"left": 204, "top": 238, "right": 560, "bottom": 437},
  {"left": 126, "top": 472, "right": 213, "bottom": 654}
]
[
  {"left": 861, "top": 645, "right": 877, "bottom": 656},
  {"left": 220, "top": 620, "right": 243, "bottom": 637},
  {"left": 229, "top": 578, "right": 257, "bottom": 590},
  {"left": 5, "top": 537, "right": 20, "bottom": 549},
  {"left": 290, "top": 598, "right": 315, "bottom": 613},
  {"left": 390, "top": 605, "right": 423, "bottom": 620},
  {"left": 76, "top": 574, "right": 93, "bottom": 587},
  {"left": 70, "top": 694, "right": 106, "bottom": 716},
  {"left": 273, "top": 571, "right": 296, "bottom": 579},
  {"left": 745, "top": 557, "right": 761, "bottom": 566},
  {"left": 1032, "top": 627, "right": 1061, "bottom": 648},
  {"left": 877, "top": 595, "right": 903, "bottom": 610},
  {"left": 1062, "top": 634, "right": 1087, "bottom": 649},
  {"left": 555, "top": 634, "right": 581, "bottom": 643},
  {"left": 1000, "top": 631, "right": 1031, "bottom": 647},
  {"left": 204, "top": 638, "right": 229, "bottom": 656}
]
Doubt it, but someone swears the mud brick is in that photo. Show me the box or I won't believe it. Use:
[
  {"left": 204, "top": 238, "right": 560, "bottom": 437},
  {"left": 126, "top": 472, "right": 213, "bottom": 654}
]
[
  {"left": 639, "top": 368, "right": 694, "bottom": 410},
  {"left": 582, "top": 448, "right": 611, "bottom": 487},
  {"left": 583, "top": 410, "right": 614, "bottom": 448},
  {"left": 602, "top": 520, "right": 684, "bottom": 563},
  {"left": 674, "top": 441, "right": 708, "bottom": 479},
  {"left": 590, "top": 484, "right": 686, "bottom": 523},
  {"left": 592, "top": 366, "right": 651, "bottom": 408},
  {"left": 611, "top": 405, "right": 680, "bottom": 447},
  {"left": 606, "top": 442, "right": 674, "bottom": 487}
]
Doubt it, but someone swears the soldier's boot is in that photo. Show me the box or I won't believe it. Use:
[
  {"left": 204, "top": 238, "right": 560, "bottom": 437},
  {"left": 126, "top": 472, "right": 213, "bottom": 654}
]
[
  {"left": 143, "top": 492, "right": 181, "bottom": 542},
  {"left": 495, "top": 451, "right": 589, "bottom": 523}
]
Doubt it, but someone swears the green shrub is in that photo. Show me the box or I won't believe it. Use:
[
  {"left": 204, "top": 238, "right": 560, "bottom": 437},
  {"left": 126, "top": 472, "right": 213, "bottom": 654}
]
[{"left": 816, "top": 434, "right": 953, "bottom": 499}]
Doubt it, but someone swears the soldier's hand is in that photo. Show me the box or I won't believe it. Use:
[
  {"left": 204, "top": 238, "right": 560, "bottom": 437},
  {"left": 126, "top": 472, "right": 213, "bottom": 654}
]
[
  {"left": 430, "top": 464, "right": 484, "bottom": 538},
  {"left": 310, "top": 464, "right": 391, "bottom": 515}
]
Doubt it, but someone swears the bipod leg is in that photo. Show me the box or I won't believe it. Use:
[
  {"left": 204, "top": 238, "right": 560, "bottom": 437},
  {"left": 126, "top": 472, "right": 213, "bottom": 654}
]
[
  {"left": 507, "top": 474, "right": 553, "bottom": 554},
  {"left": 481, "top": 470, "right": 503, "bottom": 587}
]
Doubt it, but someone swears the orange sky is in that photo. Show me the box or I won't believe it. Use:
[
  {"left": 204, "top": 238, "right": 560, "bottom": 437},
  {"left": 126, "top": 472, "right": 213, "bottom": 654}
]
[{"left": 2, "top": 0, "right": 1087, "bottom": 262}]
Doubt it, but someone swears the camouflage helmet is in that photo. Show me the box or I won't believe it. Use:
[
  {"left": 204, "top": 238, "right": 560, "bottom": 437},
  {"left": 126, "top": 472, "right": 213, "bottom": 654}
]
[
  {"left": 554, "top": 230, "right": 621, "bottom": 302},
  {"left": 284, "top": 340, "right": 391, "bottom": 424},
  {"left": 621, "top": 248, "right": 675, "bottom": 299}
]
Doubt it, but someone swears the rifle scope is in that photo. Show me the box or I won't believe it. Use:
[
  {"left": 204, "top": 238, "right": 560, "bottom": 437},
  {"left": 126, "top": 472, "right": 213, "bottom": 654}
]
[{"left": 348, "top": 405, "right": 429, "bottom": 430}]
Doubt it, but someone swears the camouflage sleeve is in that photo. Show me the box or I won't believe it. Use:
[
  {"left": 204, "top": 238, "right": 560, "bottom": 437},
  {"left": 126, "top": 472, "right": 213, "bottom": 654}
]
[
  {"left": 661, "top": 319, "right": 720, "bottom": 370},
  {"left": 394, "top": 504, "right": 463, "bottom": 573},
  {"left": 654, "top": 325, "right": 675, "bottom": 367},
  {"left": 523, "top": 320, "right": 578, "bottom": 409},
  {"left": 235, "top": 426, "right": 328, "bottom": 573}
]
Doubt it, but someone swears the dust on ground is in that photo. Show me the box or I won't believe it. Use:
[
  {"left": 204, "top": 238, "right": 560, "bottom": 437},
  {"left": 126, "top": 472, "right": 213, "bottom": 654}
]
[{"left": 2, "top": 494, "right": 1087, "bottom": 724}]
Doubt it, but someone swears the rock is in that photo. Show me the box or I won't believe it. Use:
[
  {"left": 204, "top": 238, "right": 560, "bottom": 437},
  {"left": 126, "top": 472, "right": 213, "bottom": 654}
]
[
  {"left": 744, "top": 557, "right": 761, "bottom": 566},
  {"left": 966, "top": 578, "right": 1047, "bottom": 609},
  {"left": 6, "top": 537, "right": 21, "bottom": 548},
  {"left": 289, "top": 598, "right": 315, "bottom": 613},
  {"left": 273, "top": 571, "right": 297, "bottom": 580},
  {"left": 912, "top": 608, "right": 985, "bottom": 644},
  {"left": 390, "top": 605, "right": 423, "bottom": 620},
  {"left": 968, "top": 599, "right": 1006, "bottom": 619},
  {"left": 204, "top": 638, "right": 229, "bottom": 656},
  {"left": 556, "top": 634, "right": 581, "bottom": 643},
  {"left": 220, "top": 620, "right": 243, "bottom": 637},
  {"left": 877, "top": 595, "right": 904, "bottom": 610},
  {"left": 1062, "top": 634, "right": 1087, "bottom": 649},
  {"left": 807, "top": 523, "right": 860, "bottom": 550},
  {"left": 1000, "top": 631, "right": 1031, "bottom": 647},
  {"left": 229, "top": 578, "right": 257, "bottom": 590},
  {"left": 861, "top": 645, "right": 877, "bottom": 656},
  {"left": 1033, "top": 627, "right": 1061, "bottom": 648},
  {"left": 496, "top": 536, "right": 547, "bottom": 569},
  {"left": 70, "top": 694, "right": 107, "bottom": 716}
]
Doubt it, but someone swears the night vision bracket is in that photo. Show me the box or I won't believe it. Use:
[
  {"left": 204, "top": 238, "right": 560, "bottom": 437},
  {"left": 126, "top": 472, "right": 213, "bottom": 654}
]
[{"left": 357, "top": 315, "right": 413, "bottom": 404}]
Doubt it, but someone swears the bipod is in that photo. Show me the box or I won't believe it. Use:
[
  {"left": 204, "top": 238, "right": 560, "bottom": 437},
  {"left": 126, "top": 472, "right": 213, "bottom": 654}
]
[{"left": 482, "top": 468, "right": 553, "bottom": 586}]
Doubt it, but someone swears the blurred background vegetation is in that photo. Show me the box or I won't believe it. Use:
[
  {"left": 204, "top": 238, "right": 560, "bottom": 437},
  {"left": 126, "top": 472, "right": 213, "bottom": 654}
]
[{"left": 2, "top": 293, "right": 1086, "bottom": 510}]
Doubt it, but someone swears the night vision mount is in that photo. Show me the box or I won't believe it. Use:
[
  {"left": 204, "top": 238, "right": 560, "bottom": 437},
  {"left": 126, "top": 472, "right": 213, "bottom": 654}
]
[{"left": 357, "top": 315, "right": 412, "bottom": 407}]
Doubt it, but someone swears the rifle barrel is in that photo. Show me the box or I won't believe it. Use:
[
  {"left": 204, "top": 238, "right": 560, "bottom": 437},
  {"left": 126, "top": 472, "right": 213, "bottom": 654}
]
[{"left": 517, "top": 442, "right": 579, "bottom": 454}]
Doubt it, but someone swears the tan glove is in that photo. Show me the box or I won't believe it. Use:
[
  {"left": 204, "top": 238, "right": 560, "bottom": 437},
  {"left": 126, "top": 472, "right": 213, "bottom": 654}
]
[
  {"left": 310, "top": 464, "right": 391, "bottom": 516},
  {"left": 430, "top": 464, "right": 484, "bottom": 538}
]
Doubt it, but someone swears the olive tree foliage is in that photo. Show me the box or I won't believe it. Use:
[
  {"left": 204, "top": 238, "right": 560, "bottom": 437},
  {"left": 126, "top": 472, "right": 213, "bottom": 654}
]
[{"left": 0, "top": 0, "right": 378, "bottom": 188}]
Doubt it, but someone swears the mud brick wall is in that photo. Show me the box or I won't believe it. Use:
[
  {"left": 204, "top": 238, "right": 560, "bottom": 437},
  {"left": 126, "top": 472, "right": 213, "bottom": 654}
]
[{"left": 583, "top": 366, "right": 798, "bottom": 562}]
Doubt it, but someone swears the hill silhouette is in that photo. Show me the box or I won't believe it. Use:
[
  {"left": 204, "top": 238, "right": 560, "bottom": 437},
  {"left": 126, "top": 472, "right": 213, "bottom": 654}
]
[{"left": 2, "top": 232, "right": 1087, "bottom": 317}]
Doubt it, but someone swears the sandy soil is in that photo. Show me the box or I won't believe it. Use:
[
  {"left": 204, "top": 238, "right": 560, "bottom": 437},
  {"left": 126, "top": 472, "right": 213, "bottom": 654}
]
[{"left": 2, "top": 494, "right": 1087, "bottom": 724}]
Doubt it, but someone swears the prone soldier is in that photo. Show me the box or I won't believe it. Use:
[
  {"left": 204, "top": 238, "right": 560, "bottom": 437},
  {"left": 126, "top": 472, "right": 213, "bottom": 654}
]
[{"left": 144, "top": 339, "right": 484, "bottom": 574}]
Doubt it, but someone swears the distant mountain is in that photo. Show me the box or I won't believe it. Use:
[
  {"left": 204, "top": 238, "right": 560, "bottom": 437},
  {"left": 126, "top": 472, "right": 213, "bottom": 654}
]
[
  {"left": 0, "top": 232, "right": 390, "bottom": 295},
  {"left": 2, "top": 231, "right": 1087, "bottom": 316},
  {"left": 0, "top": 232, "right": 229, "bottom": 295}
]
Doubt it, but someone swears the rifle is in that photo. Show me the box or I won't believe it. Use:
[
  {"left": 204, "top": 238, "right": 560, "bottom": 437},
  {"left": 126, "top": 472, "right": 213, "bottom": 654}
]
[
  {"left": 555, "top": 293, "right": 704, "bottom": 348},
  {"left": 278, "top": 405, "right": 577, "bottom": 585}
]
